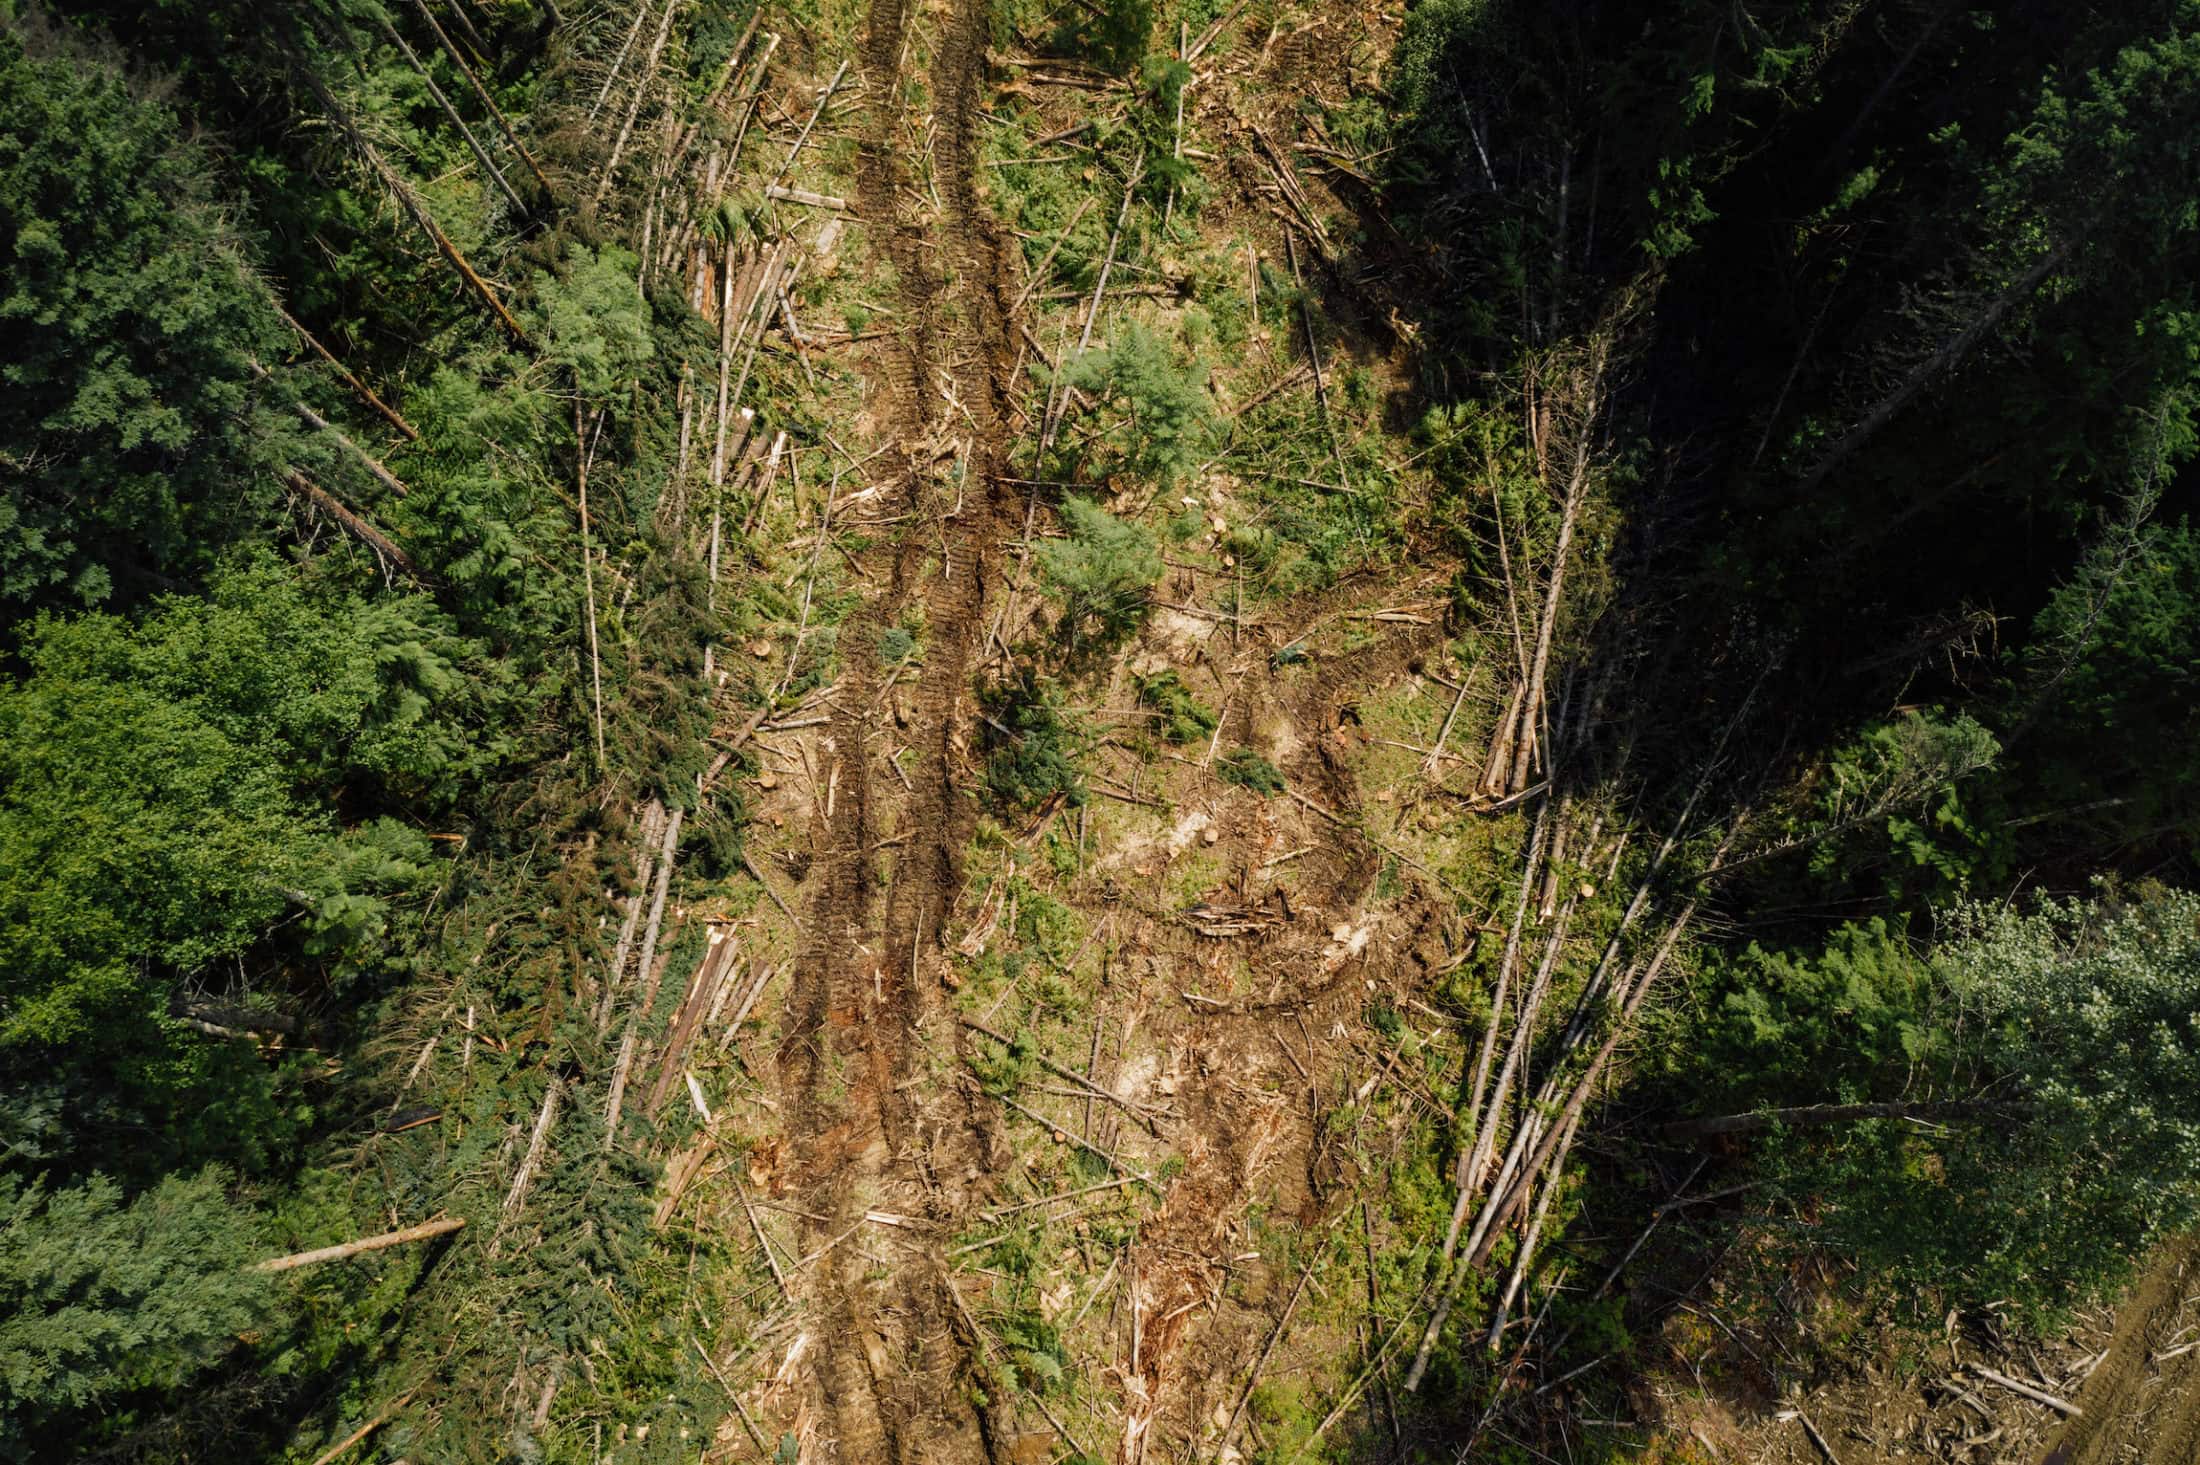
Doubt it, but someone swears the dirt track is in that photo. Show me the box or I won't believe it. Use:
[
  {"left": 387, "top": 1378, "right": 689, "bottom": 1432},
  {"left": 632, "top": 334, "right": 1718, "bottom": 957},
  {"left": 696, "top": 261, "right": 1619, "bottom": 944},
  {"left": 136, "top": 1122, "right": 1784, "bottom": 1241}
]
[
  {"left": 755, "top": 5, "right": 1481, "bottom": 1458},
  {"left": 780, "top": 0, "right": 1022, "bottom": 1456},
  {"left": 2042, "top": 1238, "right": 2200, "bottom": 1465}
]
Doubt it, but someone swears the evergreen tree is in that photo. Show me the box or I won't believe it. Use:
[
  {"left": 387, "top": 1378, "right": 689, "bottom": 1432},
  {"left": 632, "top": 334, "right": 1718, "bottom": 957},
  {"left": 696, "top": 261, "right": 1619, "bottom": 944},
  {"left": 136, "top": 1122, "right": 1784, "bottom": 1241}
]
[
  {"left": 1054, "top": 324, "right": 1214, "bottom": 491},
  {"left": 0, "top": 26, "right": 299, "bottom": 611},
  {"left": 0, "top": 1167, "right": 275, "bottom": 1450}
]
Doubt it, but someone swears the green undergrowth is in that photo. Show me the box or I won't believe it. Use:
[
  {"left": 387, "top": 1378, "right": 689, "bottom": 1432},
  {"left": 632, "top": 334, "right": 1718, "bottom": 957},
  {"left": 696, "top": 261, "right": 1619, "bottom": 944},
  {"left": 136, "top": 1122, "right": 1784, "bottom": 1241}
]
[{"left": 1133, "top": 668, "right": 1217, "bottom": 744}]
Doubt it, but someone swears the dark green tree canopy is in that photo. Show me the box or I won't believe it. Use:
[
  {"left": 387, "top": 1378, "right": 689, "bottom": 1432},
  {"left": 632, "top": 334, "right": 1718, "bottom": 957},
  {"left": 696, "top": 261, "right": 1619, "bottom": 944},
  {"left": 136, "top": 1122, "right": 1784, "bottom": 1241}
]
[{"left": 0, "top": 26, "right": 300, "bottom": 610}]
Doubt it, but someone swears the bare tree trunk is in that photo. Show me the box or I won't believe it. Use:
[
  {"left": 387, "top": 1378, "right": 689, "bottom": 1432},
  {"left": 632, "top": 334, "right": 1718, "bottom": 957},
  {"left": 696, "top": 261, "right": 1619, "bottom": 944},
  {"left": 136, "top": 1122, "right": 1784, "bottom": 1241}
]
[
  {"left": 594, "top": 0, "right": 681, "bottom": 205},
  {"left": 667, "top": 12, "right": 763, "bottom": 168},
  {"left": 590, "top": 0, "right": 654, "bottom": 120},
  {"left": 642, "top": 929, "right": 740, "bottom": 1116},
  {"left": 605, "top": 807, "right": 683, "bottom": 1142},
  {"left": 725, "top": 33, "right": 782, "bottom": 166},
  {"left": 765, "top": 60, "right": 851, "bottom": 195},
  {"left": 255, "top": 1216, "right": 465, "bottom": 1272},
  {"left": 1509, "top": 343, "right": 1607, "bottom": 792},
  {"left": 597, "top": 799, "right": 666, "bottom": 1033},
  {"left": 1483, "top": 1106, "right": 1579, "bottom": 1352},
  {"left": 282, "top": 470, "right": 420, "bottom": 579},
  {"left": 377, "top": 14, "right": 526, "bottom": 214},
  {"left": 1044, "top": 161, "right": 1143, "bottom": 456},
  {"left": 411, "top": 0, "right": 555, "bottom": 198},
  {"left": 1464, "top": 873, "right": 1581, "bottom": 1208},
  {"left": 500, "top": 1078, "right": 564, "bottom": 1216},
  {"left": 1465, "top": 893, "right": 1705, "bottom": 1270},
  {"left": 307, "top": 1388, "right": 416, "bottom": 1465},
  {"left": 576, "top": 406, "right": 608, "bottom": 771},
  {"left": 1444, "top": 804, "right": 1548, "bottom": 1259},
  {"left": 255, "top": 359, "right": 416, "bottom": 497},
  {"left": 706, "top": 241, "right": 741, "bottom": 635},
  {"left": 1663, "top": 1097, "right": 2030, "bottom": 1141},
  {"left": 271, "top": 302, "right": 419, "bottom": 440},
  {"left": 301, "top": 68, "right": 528, "bottom": 344},
  {"left": 1796, "top": 236, "right": 2076, "bottom": 499}
]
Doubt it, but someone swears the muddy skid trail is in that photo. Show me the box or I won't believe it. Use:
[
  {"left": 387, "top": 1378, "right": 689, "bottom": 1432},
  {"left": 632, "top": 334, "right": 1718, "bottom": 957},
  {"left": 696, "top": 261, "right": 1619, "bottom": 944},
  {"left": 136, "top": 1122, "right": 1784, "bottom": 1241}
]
[{"left": 776, "top": 0, "right": 1022, "bottom": 1457}]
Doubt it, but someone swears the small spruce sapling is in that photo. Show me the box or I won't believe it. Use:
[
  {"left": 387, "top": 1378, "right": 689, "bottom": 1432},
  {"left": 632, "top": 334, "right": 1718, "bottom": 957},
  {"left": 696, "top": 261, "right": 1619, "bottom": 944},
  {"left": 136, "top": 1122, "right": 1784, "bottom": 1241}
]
[
  {"left": 1055, "top": 325, "right": 1215, "bottom": 491},
  {"left": 1134, "top": 669, "right": 1217, "bottom": 743},
  {"left": 1039, "top": 496, "right": 1162, "bottom": 655},
  {"left": 1218, "top": 749, "right": 1285, "bottom": 795},
  {"left": 980, "top": 671, "right": 1090, "bottom": 813}
]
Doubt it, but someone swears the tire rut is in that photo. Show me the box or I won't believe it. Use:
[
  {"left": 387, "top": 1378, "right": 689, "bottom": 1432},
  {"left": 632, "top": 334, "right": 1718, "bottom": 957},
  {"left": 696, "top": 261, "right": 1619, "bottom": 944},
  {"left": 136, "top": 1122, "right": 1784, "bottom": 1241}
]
[
  {"left": 780, "top": 0, "right": 1021, "bottom": 1455},
  {"left": 2042, "top": 1236, "right": 2200, "bottom": 1465}
]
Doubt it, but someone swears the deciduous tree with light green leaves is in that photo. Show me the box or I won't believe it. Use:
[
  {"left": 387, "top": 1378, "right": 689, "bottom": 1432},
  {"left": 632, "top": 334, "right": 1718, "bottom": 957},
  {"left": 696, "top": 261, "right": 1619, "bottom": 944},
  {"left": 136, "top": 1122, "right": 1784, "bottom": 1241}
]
[
  {"left": 1687, "top": 886, "right": 2200, "bottom": 1321},
  {"left": 0, "top": 559, "right": 480, "bottom": 1177}
]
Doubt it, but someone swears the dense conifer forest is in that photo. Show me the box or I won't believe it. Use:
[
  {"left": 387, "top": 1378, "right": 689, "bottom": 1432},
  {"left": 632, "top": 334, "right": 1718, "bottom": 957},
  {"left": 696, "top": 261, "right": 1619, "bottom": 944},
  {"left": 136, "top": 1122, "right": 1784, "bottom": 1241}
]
[{"left": 2, "top": 0, "right": 2197, "bottom": 1459}]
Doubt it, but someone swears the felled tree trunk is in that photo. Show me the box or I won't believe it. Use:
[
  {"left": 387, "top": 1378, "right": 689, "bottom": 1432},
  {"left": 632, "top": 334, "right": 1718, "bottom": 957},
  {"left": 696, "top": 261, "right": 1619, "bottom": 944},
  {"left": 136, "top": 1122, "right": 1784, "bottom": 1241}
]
[{"left": 254, "top": 1216, "right": 465, "bottom": 1272}]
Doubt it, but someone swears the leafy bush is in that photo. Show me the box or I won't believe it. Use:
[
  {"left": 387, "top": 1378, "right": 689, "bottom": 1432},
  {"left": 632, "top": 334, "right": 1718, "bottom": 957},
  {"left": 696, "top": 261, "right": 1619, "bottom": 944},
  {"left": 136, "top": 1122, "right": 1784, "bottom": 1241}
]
[
  {"left": 2014, "top": 518, "right": 2200, "bottom": 855},
  {"left": 1132, "top": 59, "right": 1200, "bottom": 215},
  {"left": 965, "top": 1020, "right": 1037, "bottom": 1096},
  {"left": 0, "top": 562, "right": 479, "bottom": 1176},
  {"left": 1782, "top": 710, "right": 2005, "bottom": 913},
  {"left": 1684, "top": 886, "right": 2200, "bottom": 1323},
  {"left": 993, "top": 1309, "right": 1071, "bottom": 1395},
  {"left": 0, "top": 30, "right": 299, "bottom": 610},
  {"left": 533, "top": 244, "right": 654, "bottom": 397}
]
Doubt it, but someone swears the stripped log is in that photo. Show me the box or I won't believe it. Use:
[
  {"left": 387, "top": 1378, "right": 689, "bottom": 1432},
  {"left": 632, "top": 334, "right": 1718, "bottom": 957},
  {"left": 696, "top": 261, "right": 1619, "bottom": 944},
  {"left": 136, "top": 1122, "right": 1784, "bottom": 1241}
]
[
  {"left": 642, "top": 929, "right": 741, "bottom": 1116},
  {"left": 1446, "top": 804, "right": 1549, "bottom": 1258},
  {"left": 307, "top": 1388, "right": 417, "bottom": 1465},
  {"left": 272, "top": 303, "right": 418, "bottom": 440},
  {"left": 604, "top": 807, "right": 684, "bottom": 1143},
  {"left": 282, "top": 470, "right": 420, "bottom": 579},
  {"left": 288, "top": 396, "right": 412, "bottom": 498},
  {"left": 597, "top": 800, "right": 666, "bottom": 1034},
  {"left": 764, "top": 183, "right": 846, "bottom": 210},
  {"left": 500, "top": 1078, "right": 563, "bottom": 1218},
  {"left": 1665, "top": 1098, "right": 2032, "bottom": 1141},
  {"left": 1966, "top": 1363, "right": 2081, "bottom": 1416},
  {"left": 376, "top": 14, "right": 525, "bottom": 215},
  {"left": 594, "top": 0, "right": 680, "bottom": 204},
  {"left": 255, "top": 1216, "right": 464, "bottom": 1272}
]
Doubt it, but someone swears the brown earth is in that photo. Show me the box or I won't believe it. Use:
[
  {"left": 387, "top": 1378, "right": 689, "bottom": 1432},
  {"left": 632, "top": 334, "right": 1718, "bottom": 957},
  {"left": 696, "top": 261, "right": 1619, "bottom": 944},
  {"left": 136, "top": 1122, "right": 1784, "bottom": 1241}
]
[
  {"left": 1724, "top": 1239, "right": 2200, "bottom": 1465},
  {"left": 2042, "top": 1237, "right": 2200, "bottom": 1465},
  {"left": 714, "top": 3, "right": 1521, "bottom": 1459},
  {"left": 777, "top": 0, "right": 1026, "bottom": 1456}
]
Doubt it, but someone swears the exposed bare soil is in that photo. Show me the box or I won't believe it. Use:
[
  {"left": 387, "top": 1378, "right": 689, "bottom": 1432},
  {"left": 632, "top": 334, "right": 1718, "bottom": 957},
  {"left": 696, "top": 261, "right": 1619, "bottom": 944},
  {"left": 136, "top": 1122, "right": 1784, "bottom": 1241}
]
[
  {"left": 725, "top": 5, "right": 1573, "bottom": 1460},
  {"left": 777, "top": 0, "right": 1025, "bottom": 1455},
  {"left": 1719, "top": 1240, "right": 2200, "bottom": 1465}
]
